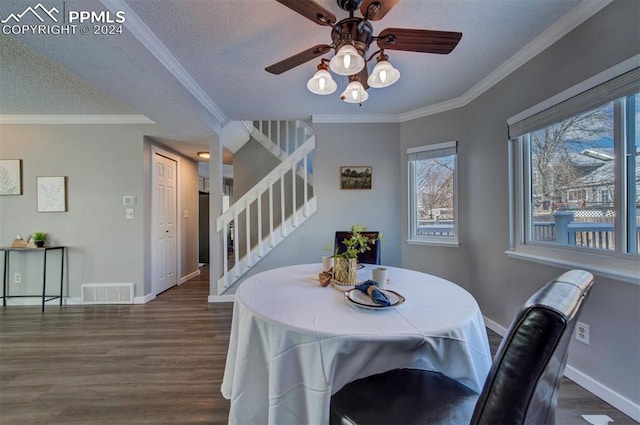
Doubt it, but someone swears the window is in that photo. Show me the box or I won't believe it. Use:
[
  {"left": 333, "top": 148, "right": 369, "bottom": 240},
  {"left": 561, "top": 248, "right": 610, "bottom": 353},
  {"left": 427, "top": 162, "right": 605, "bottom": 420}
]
[
  {"left": 407, "top": 141, "right": 458, "bottom": 246},
  {"left": 508, "top": 65, "right": 639, "bottom": 283}
]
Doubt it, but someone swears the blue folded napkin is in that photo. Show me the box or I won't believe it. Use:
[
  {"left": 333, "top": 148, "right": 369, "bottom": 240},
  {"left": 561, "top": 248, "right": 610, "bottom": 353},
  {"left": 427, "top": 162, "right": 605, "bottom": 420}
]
[{"left": 355, "top": 280, "right": 391, "bottom": 306}]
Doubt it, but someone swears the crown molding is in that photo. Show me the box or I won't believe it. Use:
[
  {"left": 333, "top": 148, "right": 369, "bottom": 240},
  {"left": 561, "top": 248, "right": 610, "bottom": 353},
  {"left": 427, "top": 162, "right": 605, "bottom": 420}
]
[
  {"left": 100, "top": 0, "right": 228, "bottom": 128},
  {"left": 0, "top": 115, "right": 155, "bottom": 124},
  {"left": 317, "top": 0, "right": 614, "bottom": 124},
  {"left": 398, "top": 97, "right": 468, "bottom": 122},
  {"left": 456, "top": 0, "right": 614, "bottom": 109}
]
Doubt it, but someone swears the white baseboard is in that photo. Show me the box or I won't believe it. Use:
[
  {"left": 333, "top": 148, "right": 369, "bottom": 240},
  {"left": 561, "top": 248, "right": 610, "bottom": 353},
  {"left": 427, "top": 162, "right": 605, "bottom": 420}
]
[
  {"left": 564, "top": 365, "right": 640, "bottom": 422},
  {"left": 180, "top": 269, "right": 201, "bottom": 285},
  {"left": 208, "top": 294, "right": 235, "bottom": 303},
  {"left": 483, "top": 316, "right": 640, "bottom": 422},
  {"left": 65, "top": 297, "right": 82, "bottom": 305},
  {"left": 2, "top": 297, "right": 65, "bottom": 306},
  {"left": 483, "top": 316, "right": 508, "bottom": 336},
  {"left": 134, "top": 293, "right": 155, "bottom": 304}
]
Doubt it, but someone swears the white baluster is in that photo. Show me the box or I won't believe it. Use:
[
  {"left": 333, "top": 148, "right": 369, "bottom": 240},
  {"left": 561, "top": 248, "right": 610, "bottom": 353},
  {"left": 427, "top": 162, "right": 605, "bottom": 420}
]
[
  {"left": 223, "top": 218, "right": 229, "bottom": 276},
  {"left": 257, "top": 190, "right": 263, "bottom": 257},
  {"left": 234, "top": 209, "right": 239, "bottom": 277},
  {"left": 292, "top": 160, "right": 297, "bottom": 228},
  {"left": 286, "top": 122, "right": 290, "bottom": 155},
  {"left": 281, "top": 170, "right": 286, "bottom": 237},
  {"left": 246, "top": 199, "right": 251, "bottom": 268},
  {"left": 303, "top": 149, "right": 309, "bottom": 217},
  {"left": 269, "top": 181, "right": 274, "bottom": 247}
]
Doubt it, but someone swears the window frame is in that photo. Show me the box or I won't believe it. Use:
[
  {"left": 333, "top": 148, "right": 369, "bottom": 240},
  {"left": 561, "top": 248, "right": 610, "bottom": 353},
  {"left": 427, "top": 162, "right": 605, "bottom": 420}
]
[
  {"left": 507, "top": 58, "right": 640, "bottom": 285},
  {"left": 407, "top": 141, "right": 459, "bottom": 247}
]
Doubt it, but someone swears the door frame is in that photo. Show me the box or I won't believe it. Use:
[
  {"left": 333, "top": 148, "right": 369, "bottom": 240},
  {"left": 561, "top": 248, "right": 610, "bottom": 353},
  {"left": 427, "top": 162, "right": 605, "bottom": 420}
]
[{"left": 151, "top": 145, "right": 182, "bottom": 296}]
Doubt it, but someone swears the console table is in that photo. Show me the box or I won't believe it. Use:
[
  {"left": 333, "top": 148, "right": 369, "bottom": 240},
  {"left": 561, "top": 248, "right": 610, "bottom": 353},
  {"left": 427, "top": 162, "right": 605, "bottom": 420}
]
[{"left": 1, "top": 246, "right": 65, "bottom": 312}]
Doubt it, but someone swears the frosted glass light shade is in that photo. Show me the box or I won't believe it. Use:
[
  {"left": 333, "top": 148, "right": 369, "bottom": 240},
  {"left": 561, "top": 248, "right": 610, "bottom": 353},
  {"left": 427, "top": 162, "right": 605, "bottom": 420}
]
[
  {"left": 367, "top": 60, "right": 400, "bottom": 88},
  {"left": 307, "top": 69, "right": 337, "bottom": 95},
  {"left": 329, "top": 44, "right": 365, "bottom": 76},
  {"left": 340, "top": 80, "right": 369, "bottom": 103}
]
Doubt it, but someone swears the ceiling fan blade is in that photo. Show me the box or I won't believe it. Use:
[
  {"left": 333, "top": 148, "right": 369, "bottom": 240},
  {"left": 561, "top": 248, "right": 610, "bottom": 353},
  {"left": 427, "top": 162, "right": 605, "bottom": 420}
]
[
  {"left": 360, "top": 0, "right": 399, "bottom": 21},
  {"left": 377, "top": 28, "right": 462, "bottom": 54},
  {"left": 265, "top": 44, "right": 332, "bottom": 75},
  {"left": 276, "top": 0, "right": 336, "bottom": 26}
]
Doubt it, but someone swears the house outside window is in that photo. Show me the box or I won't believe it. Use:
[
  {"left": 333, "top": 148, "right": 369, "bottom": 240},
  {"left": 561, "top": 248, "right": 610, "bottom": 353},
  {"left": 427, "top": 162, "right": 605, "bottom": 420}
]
[
  {"left": 407, "top": 141, "right": 458, "bottom": 246},
  {"left": 507, "top": 65, "right": 639, "bottom": 283}
]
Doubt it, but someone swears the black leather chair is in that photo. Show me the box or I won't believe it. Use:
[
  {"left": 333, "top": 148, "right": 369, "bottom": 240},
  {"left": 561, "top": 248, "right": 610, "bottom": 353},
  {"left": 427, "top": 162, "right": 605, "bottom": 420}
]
[
  {"left": 330, "top": 269, "right": 594, "bottom": 425},
  {"left": 334, "top": 231, "right": 381, "bottom": 265}
]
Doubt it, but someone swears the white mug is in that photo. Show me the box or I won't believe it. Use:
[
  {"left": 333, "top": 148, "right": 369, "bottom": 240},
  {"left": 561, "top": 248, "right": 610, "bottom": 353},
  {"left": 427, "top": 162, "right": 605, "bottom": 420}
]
[
  {"left": 372, "top": 267, "right": 388, "bottom": 289},
  {"left": 322, "top": 256, "right": 334, "bottom": 272}
]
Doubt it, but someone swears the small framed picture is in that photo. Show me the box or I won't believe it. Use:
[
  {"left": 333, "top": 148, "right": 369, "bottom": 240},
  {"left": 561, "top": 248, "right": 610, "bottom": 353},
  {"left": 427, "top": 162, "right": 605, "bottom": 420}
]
[
  {"left": 340, "top": 166, "right": 372, "bottom": 190},
  {"left": 37, "top": 176, "right": 67, "bottom": 212},
  {"left": 0, "top": 159, "right": 23, "bottom": 195}
]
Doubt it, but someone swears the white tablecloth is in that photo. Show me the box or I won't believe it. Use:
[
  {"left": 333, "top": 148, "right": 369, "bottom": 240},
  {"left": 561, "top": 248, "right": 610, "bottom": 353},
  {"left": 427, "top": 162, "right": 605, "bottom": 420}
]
[{"left": 221, "top": 264, "right": 492, "bottom": 425}]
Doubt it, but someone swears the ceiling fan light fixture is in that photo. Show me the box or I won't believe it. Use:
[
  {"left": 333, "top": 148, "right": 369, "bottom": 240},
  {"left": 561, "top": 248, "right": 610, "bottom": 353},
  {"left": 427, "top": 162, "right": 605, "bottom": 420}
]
[
  {"left": 307, "top": 63, "right": 337, "bottom": 95},
  {"left": 340, "top": 80, "right": 369, "bottom": 103},
  {"left": 368, "top": 55, "right": 400, "bottom": 88},
  {"left": 329, "top": 44, "right": 365, "bottom": 76}
]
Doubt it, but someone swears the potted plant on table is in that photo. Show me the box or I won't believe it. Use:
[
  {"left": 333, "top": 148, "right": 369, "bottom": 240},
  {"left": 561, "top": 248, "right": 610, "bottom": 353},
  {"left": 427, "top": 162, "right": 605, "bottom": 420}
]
[
  {"left": 33, "top": 232, "right": 46, "bottom": 248},
  {"left": 332, "top": 225, "right": 379, "bottom": 285}
]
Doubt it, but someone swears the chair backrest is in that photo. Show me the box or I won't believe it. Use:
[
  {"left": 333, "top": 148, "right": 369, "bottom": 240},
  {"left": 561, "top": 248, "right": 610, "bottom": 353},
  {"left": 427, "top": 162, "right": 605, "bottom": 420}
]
[
  {"left": 334, "top": 231, "right": 381, "bottom": 265},
  {"left": 471, "top": 270, "right": 594, "bottom": 425}
]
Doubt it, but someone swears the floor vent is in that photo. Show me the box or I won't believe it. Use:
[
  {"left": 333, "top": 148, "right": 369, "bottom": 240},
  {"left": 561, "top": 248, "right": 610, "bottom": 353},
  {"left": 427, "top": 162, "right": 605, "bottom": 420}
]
[{"left": 81, "top": 283, "right": 134, "bottom": 304}]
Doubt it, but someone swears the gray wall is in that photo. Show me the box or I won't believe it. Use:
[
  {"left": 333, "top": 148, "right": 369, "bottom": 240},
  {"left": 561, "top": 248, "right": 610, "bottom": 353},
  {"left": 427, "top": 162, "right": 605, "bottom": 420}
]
[
  {"left": 0, "top": 123, "right": 200, "bottom": 300},
  {"left": 400, "top": 0, "right": 639, "bottom": 407}
]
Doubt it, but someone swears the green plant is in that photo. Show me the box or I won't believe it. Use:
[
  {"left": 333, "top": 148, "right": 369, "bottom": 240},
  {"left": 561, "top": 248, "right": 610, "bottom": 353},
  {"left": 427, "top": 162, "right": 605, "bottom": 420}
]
[
  {"left": 335, "top": 224, "right": 380, "bottom": 260},
  {"left": 33, "top": 232, "right": 46, "bottom": 242}
]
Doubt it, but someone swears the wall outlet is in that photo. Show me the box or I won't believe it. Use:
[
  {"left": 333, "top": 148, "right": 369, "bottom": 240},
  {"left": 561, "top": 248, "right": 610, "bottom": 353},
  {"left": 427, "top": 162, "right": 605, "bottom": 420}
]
[
  {"left": 576, "top": 321, "right": 590, "bottom": 345},
  {"left": 14, "top": 273, "right": 21, "bottom": 284}
]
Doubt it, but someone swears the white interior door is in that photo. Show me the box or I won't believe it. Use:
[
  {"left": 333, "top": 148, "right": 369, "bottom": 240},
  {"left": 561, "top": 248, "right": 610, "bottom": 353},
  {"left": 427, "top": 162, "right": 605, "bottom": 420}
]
[{"left": 153, "top": 152, "right": 177, "bottom": 294}]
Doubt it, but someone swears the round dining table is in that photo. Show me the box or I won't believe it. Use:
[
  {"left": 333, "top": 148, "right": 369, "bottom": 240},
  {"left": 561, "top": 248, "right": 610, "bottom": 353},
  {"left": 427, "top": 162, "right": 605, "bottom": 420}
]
[{"left": 221, "top": 263, "right": 492, "bottom": 425}]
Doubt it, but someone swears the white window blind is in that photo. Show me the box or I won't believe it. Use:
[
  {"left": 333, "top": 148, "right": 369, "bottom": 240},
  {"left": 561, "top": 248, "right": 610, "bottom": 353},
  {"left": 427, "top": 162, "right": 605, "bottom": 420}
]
[
  {"left": 508, "top": 67, "right": 640, "bottom": 139},
  {"left": 407, "top": 141, "right": 457, "bottom": 160}
]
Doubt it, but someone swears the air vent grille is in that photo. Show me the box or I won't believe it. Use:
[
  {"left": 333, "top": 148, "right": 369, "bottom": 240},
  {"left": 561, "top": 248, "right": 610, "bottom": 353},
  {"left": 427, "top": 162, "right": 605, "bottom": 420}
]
[{"left": 81, "top": 283, "right": 134, "bottom": 304}]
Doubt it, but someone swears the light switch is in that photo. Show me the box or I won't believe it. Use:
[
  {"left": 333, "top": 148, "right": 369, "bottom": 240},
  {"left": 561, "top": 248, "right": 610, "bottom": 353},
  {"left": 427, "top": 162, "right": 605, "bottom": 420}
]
[
  {"left": 126, "top": 208, "right": 134, "bottom": 219},
  {"left": 123, "top": 195, "right": 137, "bottom": 206},
  {"left": 183, "top": 209, "right": 189, "bottom": 219}
]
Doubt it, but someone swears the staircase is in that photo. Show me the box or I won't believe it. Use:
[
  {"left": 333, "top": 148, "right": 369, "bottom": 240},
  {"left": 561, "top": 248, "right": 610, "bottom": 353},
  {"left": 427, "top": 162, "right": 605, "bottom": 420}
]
[
  {"left": 244, "top": 120, "right": 314, "bottom": 161},
  {"left": 216, "top": 121, "right": 317, "bottom": 293}
]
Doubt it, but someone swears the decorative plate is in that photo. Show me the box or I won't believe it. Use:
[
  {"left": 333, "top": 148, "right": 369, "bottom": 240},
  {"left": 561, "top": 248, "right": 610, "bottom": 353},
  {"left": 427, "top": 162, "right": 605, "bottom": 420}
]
[{"left": 344, "top": 289, "right": 405, "bottom": 310}]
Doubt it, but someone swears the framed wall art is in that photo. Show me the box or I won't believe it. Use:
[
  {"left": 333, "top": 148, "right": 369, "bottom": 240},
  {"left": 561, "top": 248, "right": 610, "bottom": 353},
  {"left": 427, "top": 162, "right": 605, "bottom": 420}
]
[
  {"left": 0, "top": 159, "right": 23, "bottom": 195},
  {"left": 37, "top": 176, "right": 67, "bottom": 212},
  {"left": 340, "top": 166, "right": 372, "bottom": 190}
]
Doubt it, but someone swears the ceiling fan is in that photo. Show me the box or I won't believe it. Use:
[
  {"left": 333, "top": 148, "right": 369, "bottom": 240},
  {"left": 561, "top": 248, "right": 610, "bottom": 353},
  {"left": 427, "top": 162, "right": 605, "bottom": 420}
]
[{"left": 265, "top": 0, "right": 462, "bottom": 103}]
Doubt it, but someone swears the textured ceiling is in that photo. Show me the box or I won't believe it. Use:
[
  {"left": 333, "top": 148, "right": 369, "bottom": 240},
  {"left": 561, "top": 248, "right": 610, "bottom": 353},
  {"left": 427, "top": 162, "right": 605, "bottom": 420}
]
[
  {"left": 0, "top": 35, "right": 138, "bottom": 115},
  {"left": 0, "top": 0, "right": 591, "bottom": 139}
]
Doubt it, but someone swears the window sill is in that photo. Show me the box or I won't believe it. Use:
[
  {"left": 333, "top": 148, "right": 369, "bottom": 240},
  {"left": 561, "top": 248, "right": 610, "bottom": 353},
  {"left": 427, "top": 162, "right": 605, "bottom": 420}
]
[
  {"left": 407, "top": 239, "right": 460, "bottom": 248},
  {"left": 506, "top": 248, "right": 639, "bottom": 286}
]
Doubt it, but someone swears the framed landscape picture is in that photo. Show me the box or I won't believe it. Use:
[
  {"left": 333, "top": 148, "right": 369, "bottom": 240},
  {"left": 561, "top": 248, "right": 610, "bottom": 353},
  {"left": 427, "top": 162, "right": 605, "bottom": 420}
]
[
  {"left": 0, "top": 159, "right": 22, "bottom": 195},
  {"left": 340, "top": 166, "right": 372, "bottom": 190},
  {"left": 37, "top": 176, "right": 67, "bottom": 212}
]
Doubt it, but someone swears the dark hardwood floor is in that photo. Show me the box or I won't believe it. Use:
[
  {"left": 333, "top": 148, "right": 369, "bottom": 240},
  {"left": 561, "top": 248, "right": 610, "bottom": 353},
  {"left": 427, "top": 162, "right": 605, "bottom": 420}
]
[
  {"left": 0, "top": 266, "right": 232, "bottom": 425},
  {"left": 1, "top": 267, "right": 636, "bottom": 424}
]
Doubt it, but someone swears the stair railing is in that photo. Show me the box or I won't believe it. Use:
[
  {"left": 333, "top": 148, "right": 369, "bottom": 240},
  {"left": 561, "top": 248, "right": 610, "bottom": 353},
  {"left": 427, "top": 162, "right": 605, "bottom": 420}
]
[
  {"left": 243, "top": 120, "right": 313, "bottom": 159},
  {"left": 215, "top": 135, "right": 316, "bottom": 293}
]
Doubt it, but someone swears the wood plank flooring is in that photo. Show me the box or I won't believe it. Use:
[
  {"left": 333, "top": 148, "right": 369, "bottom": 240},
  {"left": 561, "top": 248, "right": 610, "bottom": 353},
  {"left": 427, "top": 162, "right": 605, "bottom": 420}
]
[
  {"left": 1, "top": 267, "right": 636, "bottom": 424},
  {"left": 0, "top": 266, "right": 232, "bottom": 425}
]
